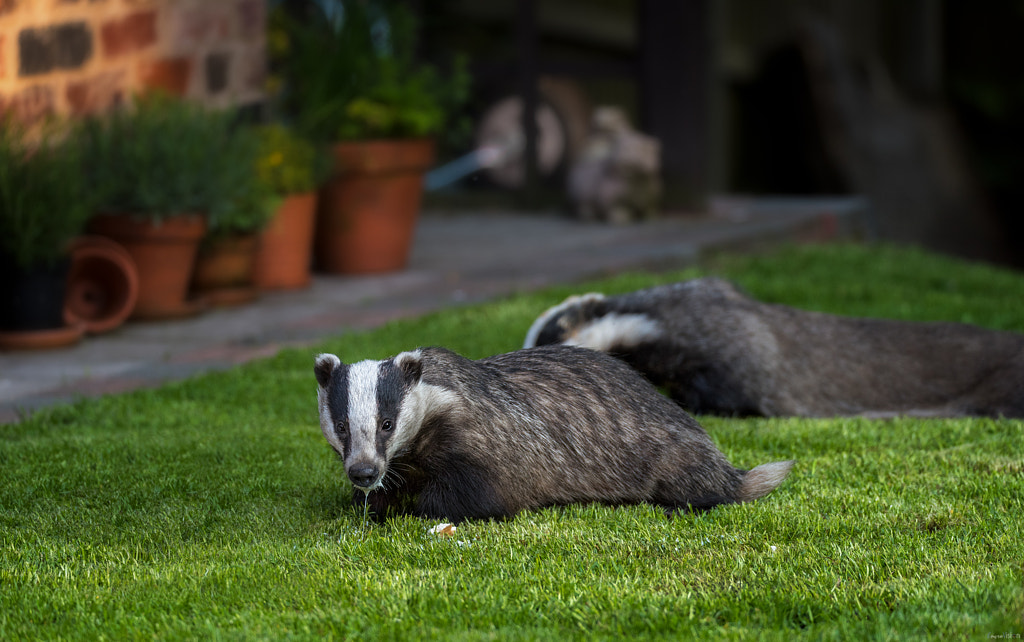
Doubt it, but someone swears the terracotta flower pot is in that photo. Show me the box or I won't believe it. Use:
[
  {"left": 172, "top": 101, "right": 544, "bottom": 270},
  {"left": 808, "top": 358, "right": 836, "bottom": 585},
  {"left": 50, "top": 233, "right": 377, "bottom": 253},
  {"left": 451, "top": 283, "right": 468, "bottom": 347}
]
[
  {"left": 89, "top": 213, "right": 207, "bottom": 320},
  {"left": 63, "top": 236, "right": 139, "bottom": 334},
  {"left": 191, "top": 233, "right": 260, "bottom": 307},
  {"left": 316, "top": 139, "right": 435, "bottom": 274},
  {"left": 252, "top": 191, "right": 317, "bottom": 290}
]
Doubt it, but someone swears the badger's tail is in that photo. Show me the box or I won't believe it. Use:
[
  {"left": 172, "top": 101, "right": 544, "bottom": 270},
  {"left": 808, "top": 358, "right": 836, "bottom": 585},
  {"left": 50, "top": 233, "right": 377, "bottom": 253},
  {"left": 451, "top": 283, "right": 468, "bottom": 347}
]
[{"left": 736, "top": 460, "right": 794, "bottom": 502}]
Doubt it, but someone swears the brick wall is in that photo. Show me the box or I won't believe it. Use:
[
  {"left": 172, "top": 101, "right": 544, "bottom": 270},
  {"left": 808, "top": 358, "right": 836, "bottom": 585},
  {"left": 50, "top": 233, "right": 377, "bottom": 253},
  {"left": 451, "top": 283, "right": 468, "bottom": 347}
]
[{"left": 0, "top": 0, "right": 266, "bottom": 124}]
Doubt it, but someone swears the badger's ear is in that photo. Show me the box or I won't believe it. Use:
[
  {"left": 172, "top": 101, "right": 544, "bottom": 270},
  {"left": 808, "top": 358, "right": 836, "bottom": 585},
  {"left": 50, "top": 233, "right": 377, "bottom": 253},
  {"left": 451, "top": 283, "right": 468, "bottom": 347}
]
[
  {"left": 394, "top": 349, "right": 423, "bottom": 384},
  {"left": 577, "top": 292, "right": 608, "bottom": 316},
  {"left": 314, "top": 353, "right": 342, "bottom": 388}
]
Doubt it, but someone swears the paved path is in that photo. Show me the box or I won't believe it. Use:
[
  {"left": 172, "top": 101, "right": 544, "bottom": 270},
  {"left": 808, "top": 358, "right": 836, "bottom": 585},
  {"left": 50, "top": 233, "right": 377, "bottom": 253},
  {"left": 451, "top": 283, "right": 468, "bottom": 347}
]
[{"left": 0, "top": 201, "right": 863, "bottom": 423}]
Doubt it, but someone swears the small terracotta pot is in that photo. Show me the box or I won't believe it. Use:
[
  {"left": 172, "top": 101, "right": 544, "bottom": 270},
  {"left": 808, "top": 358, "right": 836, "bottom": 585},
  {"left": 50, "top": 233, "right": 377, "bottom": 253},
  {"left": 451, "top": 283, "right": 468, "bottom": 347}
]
[
  {"left": 64, "top": 236, "right": 139, "bottom": 334},
  {"left": 89, "top": 213, "right": 207, "bottom": 320},
  {"left": 316, "top": 139, "right": 434, "bottom": 274},
  {"left": 192, "top": 233, "right": 260, "bottom": 307},
  {"left": 253, "top": 191, "right": 317, "bottom": 290}
]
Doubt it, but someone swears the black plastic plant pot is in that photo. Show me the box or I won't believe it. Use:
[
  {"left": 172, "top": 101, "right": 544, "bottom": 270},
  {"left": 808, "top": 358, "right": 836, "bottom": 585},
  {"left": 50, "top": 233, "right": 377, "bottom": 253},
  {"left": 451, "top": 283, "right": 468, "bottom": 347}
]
[{"left": 0, "top": 256, "right": 71, "bottom": 331}]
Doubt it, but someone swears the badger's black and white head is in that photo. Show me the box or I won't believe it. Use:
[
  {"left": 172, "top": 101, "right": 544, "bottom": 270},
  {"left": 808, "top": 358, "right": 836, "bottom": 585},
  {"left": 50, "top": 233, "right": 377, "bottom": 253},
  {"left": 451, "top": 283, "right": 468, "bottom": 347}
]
[
  {"left": 314, "top": 349, "right": 455, "bottom": 492},
  {"left": 523, "top": 292, "right": 663, "bottom": 352},
  {"left": 523, "top": 293, "right": 608, "bottom": 348}
]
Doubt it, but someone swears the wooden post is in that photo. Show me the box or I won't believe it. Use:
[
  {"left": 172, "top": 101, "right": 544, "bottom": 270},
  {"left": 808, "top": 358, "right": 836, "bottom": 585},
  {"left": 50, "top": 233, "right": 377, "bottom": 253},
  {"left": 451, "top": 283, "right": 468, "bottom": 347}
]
[
  {"left": 517, "top": 0, "right": 540, "bottom": 208},
  {"left": 638, "top": 0, "right": 715, "bottom": 210}
]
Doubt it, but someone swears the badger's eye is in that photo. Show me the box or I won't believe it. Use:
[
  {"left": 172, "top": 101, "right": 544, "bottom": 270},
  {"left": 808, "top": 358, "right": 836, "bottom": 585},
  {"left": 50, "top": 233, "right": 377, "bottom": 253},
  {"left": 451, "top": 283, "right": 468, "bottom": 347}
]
[
  {"left": 335, "top": 420, "right": 348, "bottom": 436},
  {"left": 380, "top": 419, "right": 394, "bottom": 432}
]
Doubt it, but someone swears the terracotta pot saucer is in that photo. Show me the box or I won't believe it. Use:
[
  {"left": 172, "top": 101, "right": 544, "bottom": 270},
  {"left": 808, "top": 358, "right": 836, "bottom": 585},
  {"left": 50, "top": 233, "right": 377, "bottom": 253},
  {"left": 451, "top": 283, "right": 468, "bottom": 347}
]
[{"left": 0, "top": 323, "right": 85, "bottom": 351}]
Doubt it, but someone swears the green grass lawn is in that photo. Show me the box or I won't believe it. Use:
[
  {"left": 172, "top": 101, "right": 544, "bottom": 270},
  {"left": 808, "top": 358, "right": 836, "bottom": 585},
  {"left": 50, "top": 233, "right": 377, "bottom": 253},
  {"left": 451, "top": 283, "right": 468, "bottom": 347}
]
[{"left": 2, "top": 244, "right": 1022, "bottom": 640}]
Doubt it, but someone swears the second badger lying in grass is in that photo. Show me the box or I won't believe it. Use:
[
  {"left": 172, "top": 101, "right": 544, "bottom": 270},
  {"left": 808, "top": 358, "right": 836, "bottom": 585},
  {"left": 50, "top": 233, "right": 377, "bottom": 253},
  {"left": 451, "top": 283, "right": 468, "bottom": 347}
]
[
  {"left": 523, "top": 278, "right": 1024, "bottom": 418},
  {"left": 315, "top": 345, "right": 793, "bottom": 522}
]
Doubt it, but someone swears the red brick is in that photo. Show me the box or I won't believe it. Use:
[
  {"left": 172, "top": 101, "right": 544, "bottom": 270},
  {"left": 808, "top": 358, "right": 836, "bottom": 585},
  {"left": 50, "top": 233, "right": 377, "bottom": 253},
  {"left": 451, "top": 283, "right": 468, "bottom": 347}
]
[
  {"left": 0, "top": 84, "right": 56, "bottom": 125},
  {"left": 137, "top": 57, "right": 192, "bottom": 96},
  {"left": 175, "top": 8, "right": 232, "bottom": 48},
  {"left": 100, "top": 11, "right": 157, "bottom": 59},
  {"left": 66, "top": 69, "right": 126, "bottom": 115}
]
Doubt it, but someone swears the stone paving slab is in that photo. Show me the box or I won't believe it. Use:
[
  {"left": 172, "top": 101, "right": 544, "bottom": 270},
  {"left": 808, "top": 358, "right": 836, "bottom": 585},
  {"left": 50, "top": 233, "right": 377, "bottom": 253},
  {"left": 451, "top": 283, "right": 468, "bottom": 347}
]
[{"left": 0, "top": 204, "right": 862, "bottom": 424}]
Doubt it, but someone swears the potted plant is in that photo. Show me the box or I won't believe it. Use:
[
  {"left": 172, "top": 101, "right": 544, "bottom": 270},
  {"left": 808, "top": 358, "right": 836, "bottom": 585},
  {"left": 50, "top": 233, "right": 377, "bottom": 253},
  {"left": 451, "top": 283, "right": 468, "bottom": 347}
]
[
  {"left": 64, "top": 235, "right": 139, "bottom": 336},
  {"left": 82, "top": 93, "right": 236, "bottom": 319},
  {"left": 250, "top": 123, "right": 327, "bottom": 290},
  {"left": 0, "top": 118, "right": 93, "bottom": 349},
  {"left": 273, "top": 1, "right": 469, "bottom": 274},
  {"left": 191, "top": 126, "right": 277, "bottom": 306}
]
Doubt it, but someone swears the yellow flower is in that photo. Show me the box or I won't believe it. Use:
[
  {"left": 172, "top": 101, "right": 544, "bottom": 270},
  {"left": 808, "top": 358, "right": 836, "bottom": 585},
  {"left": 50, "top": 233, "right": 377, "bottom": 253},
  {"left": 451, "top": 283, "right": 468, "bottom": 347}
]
[{"left": 268, "top": 29, "right": 289, "bottom": 57}]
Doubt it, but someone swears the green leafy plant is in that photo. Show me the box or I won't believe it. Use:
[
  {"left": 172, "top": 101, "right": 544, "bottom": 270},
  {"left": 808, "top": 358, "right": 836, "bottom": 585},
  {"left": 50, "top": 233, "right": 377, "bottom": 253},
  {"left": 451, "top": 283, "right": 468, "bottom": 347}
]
[
  {"left": 0, "top": 118, "right": 94, "bottom": 270},
  {"left": 81, "top": 93, "right": 237, "bottom": 221},
  {"left": 204, "top": 126, "right": 277, "bottom": 239},
  {"left": 271, "top": 0, "right": 470, "bottom": 142},
  {"left": 253, "top": 124, "right": 327, "bottom": 196}
]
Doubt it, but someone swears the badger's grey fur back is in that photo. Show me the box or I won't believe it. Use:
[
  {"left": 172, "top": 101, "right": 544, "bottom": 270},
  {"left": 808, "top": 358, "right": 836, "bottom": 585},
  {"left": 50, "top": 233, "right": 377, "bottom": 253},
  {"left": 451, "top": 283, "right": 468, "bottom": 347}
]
[
  {"left": 315, "top": 345, "right": 793, "bottom": 522},
  {"left": 523, "top": 278, "right": 1024, "bottom": 418}
]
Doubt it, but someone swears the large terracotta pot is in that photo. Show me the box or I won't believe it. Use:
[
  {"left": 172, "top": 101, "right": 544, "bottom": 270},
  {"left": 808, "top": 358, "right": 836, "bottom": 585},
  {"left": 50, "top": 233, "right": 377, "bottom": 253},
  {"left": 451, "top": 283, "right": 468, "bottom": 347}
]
[
  {"left": 64, "top": 236, "right": 139, "bottom": 335},
  {"left": 316, "top": 139, "right": 435, "bottom": 274},
  {"left": 253, "top": 191, "right": 317, "bottom": 290},
  {"left": 192, "top": 233, "right": 260, "bottom": 307},
  {"left": 88, "top": 213, "right": 207, "bottom": 320}
]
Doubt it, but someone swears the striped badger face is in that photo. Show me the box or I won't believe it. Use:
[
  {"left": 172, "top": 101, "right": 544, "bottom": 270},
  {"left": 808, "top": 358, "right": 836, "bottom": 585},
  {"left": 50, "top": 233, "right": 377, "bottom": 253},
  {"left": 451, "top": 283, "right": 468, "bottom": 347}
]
[
  {"left": 314, "top": 350, "right": 429, "bottom": 492},
  {"left": 523, "top": 292, "right": 663, "bottom": 351},
  {"left": 523, "top": 293, "right": 608, "bottom": 348}
]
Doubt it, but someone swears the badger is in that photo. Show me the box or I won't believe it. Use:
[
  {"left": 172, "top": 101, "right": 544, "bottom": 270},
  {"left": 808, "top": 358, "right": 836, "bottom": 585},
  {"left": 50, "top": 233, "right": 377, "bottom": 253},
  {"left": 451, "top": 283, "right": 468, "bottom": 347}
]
[
  {"left": 314, "top": 344, "right": 793, "bottom": 522},
  {"left": 523, "top": 278, "right": 1024, "bottom": 418}
]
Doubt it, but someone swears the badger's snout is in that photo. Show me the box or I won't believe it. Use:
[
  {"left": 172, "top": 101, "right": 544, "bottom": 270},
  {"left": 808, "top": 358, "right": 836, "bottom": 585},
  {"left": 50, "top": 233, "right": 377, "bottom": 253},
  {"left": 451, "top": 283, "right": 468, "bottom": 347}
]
[{"left": 347, "top": 463, "right": 381, "bottom": 489}]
